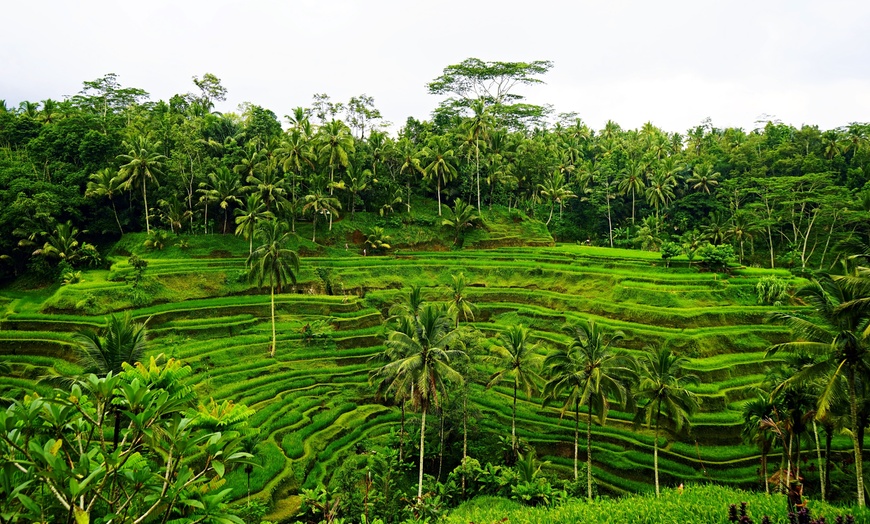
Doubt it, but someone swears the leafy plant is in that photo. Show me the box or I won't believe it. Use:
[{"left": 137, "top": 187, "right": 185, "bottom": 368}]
[
  {"left": 143, "top": 229, "right": 171, "bottom": 250},
  {"left": 755, "top": 275, "right": 789, "bottom": 305}
]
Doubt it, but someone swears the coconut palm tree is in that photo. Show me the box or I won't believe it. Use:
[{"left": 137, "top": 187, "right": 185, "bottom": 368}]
[
  {"left": 74, "top": 311, "right": 148, "bottom": 448},
  {"left": 633, "top": 347, "right": 699, "bottom": 497},
  {"left": 200, "top": 166, "right": 242, "bottom": 234},
  {"left": 486, "top": 324, "right": 542, "bottom": 458},
  {"left": 538, "top": 169, "right": 576, "bottom": 226},
  {"left": 446, "top": 272, "right": 477, "bottom": 328},
  {"left": 117, "top": 136, "right": 166, "bottom": 233},
  {"left": 618, "top": 161, "right": 646, "bottom": 225},
  {"left": 441, "top": 198, "right": 480, "bottom": 246},
  {"left": 247, "top": 220, "right": 300, "bottom": 358},
  {"left": 375, "top": 304, "right": 466, "bottom": 499},
  {"left": 234, "top": 194, "right": 273, "bottom": 257},
  {"left": 767, "top": 273, "right": 870, "bottom": 507},
  {"left": 86, "top": 168, "right": 125, "bottom": 234},
  {"left": 302, "top": 190, "right": 341, "bottom": 242},
  {"left": 421, "top": 135, "right": 458, "bottom": 216},
  {"left": 465, "top": 99, "right": 492, "bottom": 213},
  {"left": 317, "top": 120, "right": 355, "bottom": 194},
  {"left": 741, "top": 392, "right": 779, "bottom": 494},
  {"left": 687, "top": 164, "right": 721, "bottom": 194},
  {"left": 544, "top": 321, "right": 634, "bottom": 500}
]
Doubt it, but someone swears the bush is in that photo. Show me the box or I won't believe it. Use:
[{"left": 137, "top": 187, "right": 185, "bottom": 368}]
[
  {"left": 698, "top": 243, "right": 736, "bottom": 271},
  {"left": 755, "top": 275, "right": 789, "bottom": 306}
]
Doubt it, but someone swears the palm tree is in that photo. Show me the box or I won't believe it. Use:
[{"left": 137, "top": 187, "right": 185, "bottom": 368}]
[
  {"left": 421, "top": 135, "right": 458, "bottom": 216},
  {"left": 279, "top": 129, "right": 315, "bottom": 204},
  {"left": 375, "top": 304, "right": 466, "bottom": 499},
  {"left": 633, "top": 347, "right": 699, "bottom": 497},
  {"left": 687, "top": 164, "right": 721, "bottom": 194},
  {"left": 441, "top": 198, "right": 480, "bottom": 246},
  {"left": 538, "top": 169, "right": 576, "bottom": 226},
  {"left": 247, "top": 220, "right": 300, "bottom": 358},
  {"left": 117, "top": 136, "right": 166, "bottom": 233},
  {"left": 465, "top": 99, "right": 491, "bottom": 213},
  {"left": 74, "top": 312, "right": 147, "bottom": 448},
  {"left": 246, "top": 162, "right": 287, "bottom": 213},
  {"left": 543, "top": 321, "right": 634, "bottom": 500},
  {"left": 200, "top": 167, "right": 242, "bottom": 234},
  {"left": 317, "top": 120, "right": 355, "bottom": 194},
  {"left": 618, "top": 161, "right": 646, "bottom": 225},
  {"left": 741, "top": 392, "right": 779, "bottom": 494},
  {"left": 486, "top": 324, "right": 542, "bottom": 458},
  {"left": 767, "top": 273, "right": 870, "bottom": 507},
  {"left": 644, "top": 170, "right": 676, "bottom": 223},
  {"left": 234, "top": 194, "right": 273, "bottom": 257},
  {"left": 446, "top": 272, "right": 477, "bottom": 328},
  {"left": 302, "top": 190, "right": 341, "bottom": 242},
  {"left": 86, "top": 168, "right": 125, "bottom": 234},
  {"left": 397, "top": 137, "right": 423, "bottom": 214}
]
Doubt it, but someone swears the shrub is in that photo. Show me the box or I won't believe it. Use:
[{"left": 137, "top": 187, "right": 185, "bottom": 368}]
[
  {"left": 755, "top": 275, "right": 789, "bottom": 306},
  {"left": 699, "top": 243, "right": 736, "bottom": 271}
]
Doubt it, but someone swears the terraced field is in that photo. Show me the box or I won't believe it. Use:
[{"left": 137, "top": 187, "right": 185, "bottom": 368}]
[{"left": 0, "top": 240, "right": 851, "bottom": 521}]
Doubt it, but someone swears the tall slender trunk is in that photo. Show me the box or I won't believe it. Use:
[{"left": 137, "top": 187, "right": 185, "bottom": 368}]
[
  {"left": 418, "top": 408, "right": 427, "bottom": 500},
  {"left": 437, "top": 408, "right": 444, "bottom": 482},
  {"left": 475, "top": 141, "right": 481, "bottom": 213},
  {"left": 813, "top": 419, "right": 825, "bottom": 501},
  {"left": 142, "top": 177, "right": 150, "bottom": 233},
  {"left": 110, "top": 198, "right": 123, "bottom": 234},
  {"left": 462, "top": 393, "right": 468, "bottom": 497},
  {"left": 654, "top": 408, "right": 661, "bottom": 497},
  {"left": 631, "top": 188, "right": 636, "bottom": 225},
  {"left": 574, "top": 398, "right": 579, "bottom": 481},
  {"left": 400, "top": 402, "right": 405, "bottom": 462},
  {"left": 762, "top": 447, "right": 769, "bottom": 494},
  {"left": 512, "top": 380, "right": 518, "bottom": 456},
  {"left": 269, "top": 281, "right": 277, "bottom": 358},
  {"left": 587, "top": 401, "right": 593, "bottom": 501},
  {"left": 825, "top": 426, "right": 833, "bottom": 497},
  {"left": 849, "top": 368, "right": 866, "bottom": 507},
  {"left": 437, "top": 178, "right": 442, "bottom": 216}
]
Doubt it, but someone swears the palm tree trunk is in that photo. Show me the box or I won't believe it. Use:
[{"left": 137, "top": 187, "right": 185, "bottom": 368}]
[
  {"left": 654, "top": 410, "right": 660, "bottom": 497},
  {"left": 762, "top": 447, "right": 769, "bottom": 494},
  {"left": 546, "top": 204, "right": 554, "bottom": 226},
  {"left": 418, "top": 407, "right": 427, "bottom": 500},
  {"left": 400, "top": 402, "right": 405, "bottom": 463},
  {"left": 111, "top": 198, "right": 124, "bottom": 234},
  {"left": 270, "top": 283, "right": 277, "bottom": 358},
  {"left": 574, "top": 398, "right": 579, "bottom": 481},
  {"left": 813, "top": 419, "right": 825, "bottom": 501},
  {"left": 437, "top": 178, "right": 442, "bottom": 217},
  {"left": 849, "top": 368, "right": 866, "bottom": 507},
  {"left": 825, "top": 426, "right": 833, "bottom": 497},
  {"left": 476, "top": 141, "right": 481, "bottom": 213},
  {"left": 142, "top": 177, "right": 150, "bottom": 233},
  {"left": 631, "top": 188, "right": 636, "bottom": 225},
  {"left": 312, "top": 215, "right": 317, "bottom": 243},
  {"left": 462, "top": 393, "right": 468, "bottom": 497},
  {"left": 437, "top": 409, "right": 444, "bottom": 482},
  {"left": 512, "top": 380, "right": 518, "bottom": 457},
  {"left": 587, "top": 401, "right": 593, "bottom": 501}
]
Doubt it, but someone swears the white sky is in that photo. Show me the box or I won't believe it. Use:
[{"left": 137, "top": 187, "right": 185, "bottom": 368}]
[{"left": 3, "top": 0, "right": 870, "bottom": 135}]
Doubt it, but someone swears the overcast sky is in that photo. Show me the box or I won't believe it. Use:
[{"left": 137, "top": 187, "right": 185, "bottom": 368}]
[{"left": 3, "top": 0, "right": 870, "bottom": 135}]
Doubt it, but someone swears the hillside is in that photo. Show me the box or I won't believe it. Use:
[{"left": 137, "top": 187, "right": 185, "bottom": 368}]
[{"left": 0, "top": 210, "right": 846, "bottom": 522}]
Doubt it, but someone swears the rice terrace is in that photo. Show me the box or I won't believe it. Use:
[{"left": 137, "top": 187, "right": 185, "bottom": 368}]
[{"left": 2, "top": 61, "right": 870, "bottom": 524}]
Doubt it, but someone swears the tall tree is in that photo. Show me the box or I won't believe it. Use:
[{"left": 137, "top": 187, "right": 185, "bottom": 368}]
[
  {"left": 422, "top": 135, "right": 458, "bottom": 216},
  {"left": 375, "top": 304, "right": 466, "bottom": 499},
  {"left": 234, "top": 193, "right": 273, "bottom": 257},
  {"left": 633, "top": 347, "right": 699, "bottom": 497},
  {"left": 544, "top": 321, "right": 634, "bottom": 500},
  {"left": 767, "top": 273, "right": 870, "bottom": 507},
  {"left": 317, "top": 120, "right": 355, "bottom": 194},
  {"left": 116, "top": 136, "right": 166, "bottom": 233},
  {"left": 85, "top": 168, "right": 125, "bottom": 234},
  {"left": 247, "top": 220, "right": 300, "bottom": 358},
  {"left": 302, "top": 190, "right": 341, "bottom": 242},
  {"left": 486, "top": 324, "right": 542, "bottom": 458}
]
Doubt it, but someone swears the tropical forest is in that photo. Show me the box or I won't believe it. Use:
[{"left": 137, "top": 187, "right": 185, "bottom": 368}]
[{"left": 2, "top": 60, "right": 870, "bottom": 524}]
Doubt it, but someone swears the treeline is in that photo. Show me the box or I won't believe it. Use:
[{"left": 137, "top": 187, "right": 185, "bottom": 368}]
[{"left": 2, "top": 64, "right": 870, "bottom": 281}]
